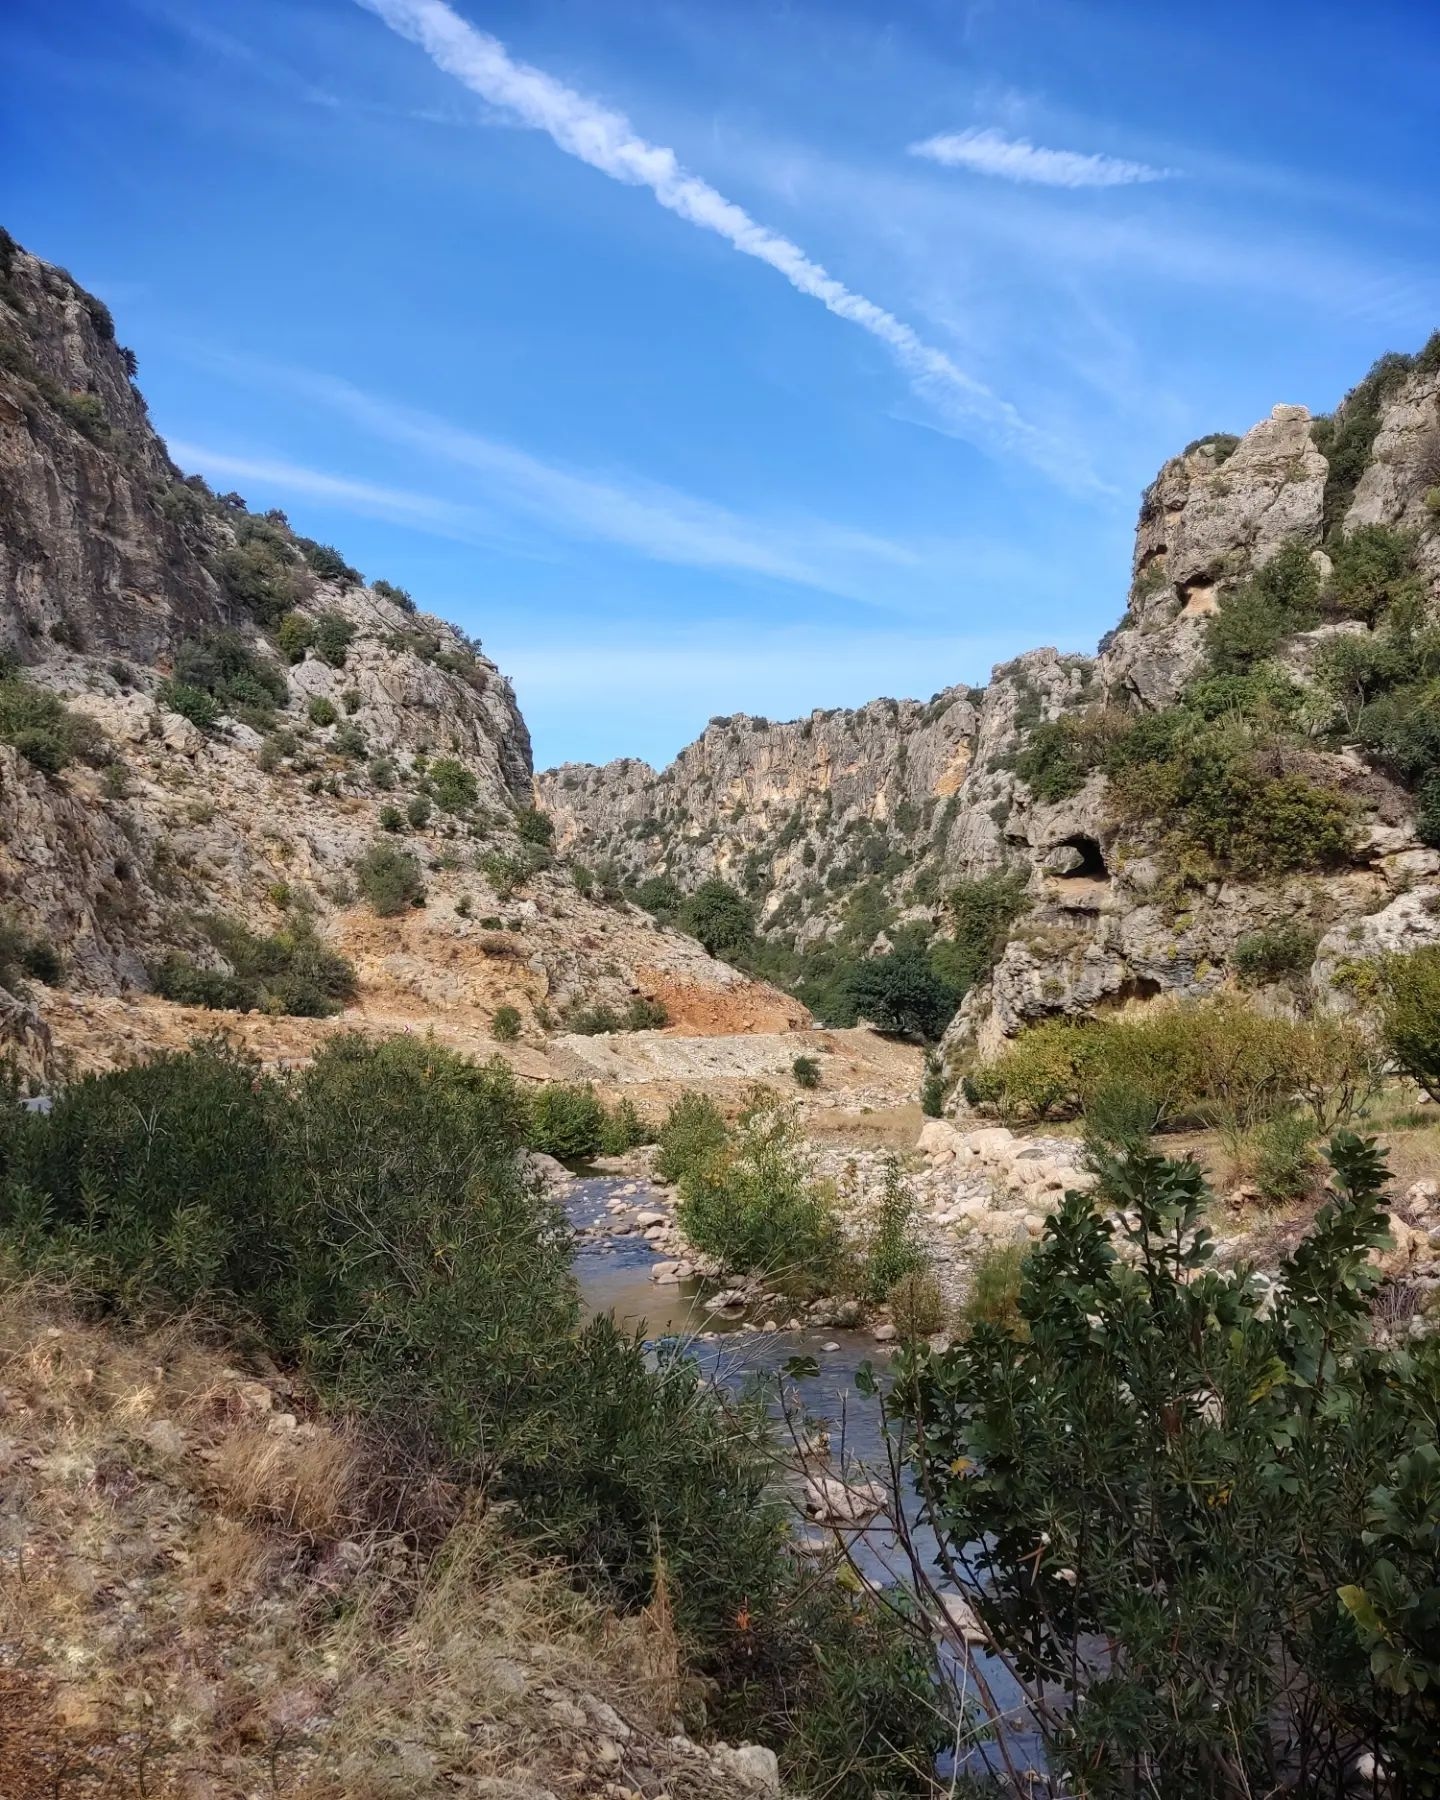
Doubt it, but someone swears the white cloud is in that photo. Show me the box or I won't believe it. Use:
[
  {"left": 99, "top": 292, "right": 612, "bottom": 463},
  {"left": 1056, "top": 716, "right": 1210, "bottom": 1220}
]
[
  {"left": 352, "top": 0, "right": 1082, "bottom": 481},
  {"left": 911, "top": 128, "right": 1172, "bottom": 189}
]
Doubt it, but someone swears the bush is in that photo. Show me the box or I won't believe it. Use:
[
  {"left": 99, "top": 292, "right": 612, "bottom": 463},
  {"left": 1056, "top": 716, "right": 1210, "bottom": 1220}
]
[
  {"left": 956, "top": 1241, "right": 1026, "bottom": 1336},
  {"left": 1324, "top": 524, "right": 1422, "bottom": 624},
  {"left": 1233, "top": 920, "right": 1318, "bottom": 986},
  {"left": 528, "top": 1083, "right": 606, "bottom": 1162},
  {"left": 406, "top": 794, "right": 431, "bottom": 829},
  {"left": 844, "top": 950, "right": 958, "bottom": 1041},
  {"left": 599, "top": 1097, "right": 653, "bottom": 1156},
  {"left": 678, "top": 879, "right": 754, "bottom": 959},
  {"left": 312, "top": 613, "right": 356, "bottom": 668},
  {"left": 277, "top": 611, "right": 314, "bottom": 662},
  {"left": 299, "top": 541, "right": 361, "bottom": 587},
  {"left": 895, "top": 1132, "right": 1440, "bottom": 1793},
  {"left": 968, "top": 999, "right": 1374, "bottom": 1132},
  {"left": 308, "top": 695, "right": 337, "bottom": 727},
  {"left": 859, "top": 1157, "right": 927, "bottom": 1302},
  {"left": 491, "top": 1003, "right": 522, "bottom": 1042},
  {"left": 791, "top": 1054, "right": 821, "bottom": 1089},
  {"left": 920, "top": 1057, "right": 946, "bottom": 1117},
  {"left": 355, "top": 843, "right": 424, "bottom": 916},
  {"left": 654, "top": 1093, "right": 727, "bottom": 1186},
  {"left": 886, "top": 1269, "right": 946, "bottom": 1340},
  {"left": 0, "top": 915, "right": 62, "bottom": 991},
  {"left": 371, "top": 578, "right": 415, "bottom": 613},
  {"left": 149, "top": 915, "right": 357, "bottom": 1018},
  {"left": 217, "top": 521, "right": 311, "bottom": 627},
  {"left": 934, "top": 871, "right": 1029, "bottom": 997},
  {"left": 1242, "top": 1109, "right": 1321, "bottom": 1203},
  {"left": 1377, "top": 944, "right": 1440, "bottom": 1102},
  {"left": 1204, "top": 540, "right": 1321, "bottom": 674},
  {"left": 676, "top": 1098, "right": 842, "bottom": 1293},
  {"left": 633, "top": 875, "right": 684, "bottom": 922},
  {"left": 155, "top": 679, "right": 219, "bottom": 731},
  {"left": 0, "top": 671, "right": 109, "bottom": 773},
  {"left": 515, "top": 806, "right": 554, "bottom": 847},
  {"left": 428, "top": 756, "right": 478, "bottom": 813}
]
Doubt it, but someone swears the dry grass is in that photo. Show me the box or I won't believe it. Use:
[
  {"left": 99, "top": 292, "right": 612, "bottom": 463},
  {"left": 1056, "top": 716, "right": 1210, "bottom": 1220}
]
[{"left": 0, "top": 1278, "right": 759, "bottom": 1799}]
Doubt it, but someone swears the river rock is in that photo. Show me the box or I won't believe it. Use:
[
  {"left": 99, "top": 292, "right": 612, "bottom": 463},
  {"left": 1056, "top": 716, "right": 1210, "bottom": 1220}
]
[{"left": 803, "top": 1474, "right": 886, "bottom": 1525}]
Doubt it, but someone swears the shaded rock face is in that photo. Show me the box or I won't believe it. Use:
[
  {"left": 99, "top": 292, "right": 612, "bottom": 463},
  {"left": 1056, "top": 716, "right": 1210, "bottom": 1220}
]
[
  {"left": 540, "top": 360, "right": 1440, "bottom": 1065},
  {"left": 0, "top": 235, "right": 789, "bottom": 1064}
]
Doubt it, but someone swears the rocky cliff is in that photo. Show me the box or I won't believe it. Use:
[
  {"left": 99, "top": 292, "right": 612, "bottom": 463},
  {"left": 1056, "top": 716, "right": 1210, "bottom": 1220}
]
[
  {"left": 539, "top": 347, "right": 1440, "bottom": 1069},
  {"left": 0, "top": 232, "right": 800, "bottom": 1071}
]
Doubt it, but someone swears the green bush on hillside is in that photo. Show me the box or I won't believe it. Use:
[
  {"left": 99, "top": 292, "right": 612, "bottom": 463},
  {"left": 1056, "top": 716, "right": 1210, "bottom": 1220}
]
[
  {"left": 148, "top": 914, "right": 357, "bottom": 1018},
  {"left": 843, "top": 949, "right": 958, "bottom": 1041},
  {"left": 0, "top": 914, "right": 62, "bottom": 991},
  {"left": 355, "top": 842, "right": 424, "bottom": 916},
  {"left": 528, "top": 1083, "right": 606, "bottom": 1161},
  {"left": 678, "top": 878, "right": 754, "bottom": 959},
  {"left": 1377, "top": 944, "right": 1440, "bottom": 1104},
  {"left": 0, "top": 669, "right": 110, "bottom": 773}
]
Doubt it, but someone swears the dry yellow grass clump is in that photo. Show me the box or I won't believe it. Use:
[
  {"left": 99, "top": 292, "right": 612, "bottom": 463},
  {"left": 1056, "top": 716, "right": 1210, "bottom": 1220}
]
[{"left": 0, "top": 1281, "right": 775, "bottom": 1799}]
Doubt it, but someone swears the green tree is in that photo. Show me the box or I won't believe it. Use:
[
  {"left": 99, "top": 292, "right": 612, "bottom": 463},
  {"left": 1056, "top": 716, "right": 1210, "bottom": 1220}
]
[
  {"left": 678, "top": 879, "right": 754, "bottom": 959},
  {"left": 844, "top": 950, "right": 958, "bottom": 1040}
]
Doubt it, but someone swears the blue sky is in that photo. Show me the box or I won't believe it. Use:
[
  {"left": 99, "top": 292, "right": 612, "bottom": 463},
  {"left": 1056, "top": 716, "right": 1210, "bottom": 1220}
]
[{"left": 6, "top": 0, "right": 1439, "bottom": 769}]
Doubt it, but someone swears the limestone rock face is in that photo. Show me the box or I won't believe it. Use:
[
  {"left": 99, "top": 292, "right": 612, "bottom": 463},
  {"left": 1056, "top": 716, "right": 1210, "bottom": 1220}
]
[{"left": 541, "top": 348, "right": 1440, "bottom": 1076}]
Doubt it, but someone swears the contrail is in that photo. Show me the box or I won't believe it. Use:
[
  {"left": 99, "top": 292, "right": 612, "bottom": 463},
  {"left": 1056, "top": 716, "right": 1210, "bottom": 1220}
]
[{"left": 354, "top": 0, "right": 1072, "bottom": 478}]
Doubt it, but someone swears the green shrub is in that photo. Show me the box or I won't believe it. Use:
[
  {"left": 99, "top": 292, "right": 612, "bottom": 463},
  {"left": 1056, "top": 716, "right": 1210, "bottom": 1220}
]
[
  {"left": 479, "top": 850, "right": 528, "bottom": 900},
  {"left": 886, "top": 1269, "right": 946, "bottom": 1340},
  {"left": 0, "top": 671, "right": 109, "bottom": 773},
  {"left": 406, "top": 794, "right": 432, "bottom": 829},
  {"left": 277, "top": 611, "right": 315, "bottom": 662},
  {"left": 368, "top": 755, "right": 397, "bottom": 790},
  {"left": 956, "top": 1241, "right": 1026, "bottom": 1337},
  {"left": 491, "top": 1003, "right": 522, "bottom": 1042},
  {"left": 968, "top": 999, "right": 1374, "bottom": 1132},
  {"left": 0, "top": 915, "right": 63, "bottom": 991},
  {"left": 355, "top": 843, "right": 424, "bottom": 916},
  {"left": 149, "top": 915, "right": 356, "bottom": 1018},
  {"left": 1243, "top": 1109, "right": 1321, "bottom": 1203},
  {"left": 676, "top": 1098, "right": 842, "bottom": 1293},
  {"left": 528, "top": 1083, "right": 606, "bottom": 1161},
  {"left": 1233, "top": 920, "right": 1318, "bottom": 986},
  {"left": 371, "top": 578, "right": 415, "bottom": 613},
  {"left": 920, "top": 1057, "right": 946, "bottom": 1118},
  {"left": 859, "top": 1157, "right": 927, "bottom": 1302},
  {"left": 378, "top": 803, "right": 405, "bottom": 832},
  {"left": 428, "top": 756, "right": 478, "bottom": 813},
  {"left": 791, "top": 1054, "right": 821, "bottom": 1089},
  {"left": 1377, "top": 944, "right": 1440, "bottom": 1103},
  {"left": 934, "top": 871, "right": 1029, "bottom": 997},
  {"left": 1312, "top": 349, "right": 1418, "bottom": 533},
  {"left": 298, "top": 541, "right": 361, "bottom": 587},
  {"left": 633, "top": 875, "right": 683, "bottom": 922},
  {"left": 312, "top": 613, "right": 356, "bottom": 668},
  {"left": 155, "top": 679, "right": 219, "bottom": 731},
  {"left": 216, "top": 522, "right": 311, "bottom": 628},
  {"left": 599, "top": 1097, "right": 653, "bottom": 1156},
  {"left": 1205, "top": 540, "right": 1321, "bottom": 675},
  {"left": 332, "top": 721, "right": 367, "bottom": 760},
  {"left": 654, "top": 1092, "right": 727, "bottom": 1186},
  {"left": 515, "top": 806, "right": 554, "bottom": 847},
  {"left": 896, "top": 1132, "right": 1440, "bottom": 1793},
  {"left": 307, "top": 695, "right": 337, "bottom": 727},
  {"left": 1324, "top": 524, "right": 1422, "bottom": 624}
]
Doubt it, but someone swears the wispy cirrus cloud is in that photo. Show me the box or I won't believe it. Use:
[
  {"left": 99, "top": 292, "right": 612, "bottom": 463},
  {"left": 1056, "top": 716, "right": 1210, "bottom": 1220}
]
[
  {"left": 911, "top": 128, "right": 1173, "bottom": 189},
  {"left": 351, "top": 0, "right": 1089, "bottom": 484},
  {"left": 166, "top": 389, "right": 948, "bottom": 609}
]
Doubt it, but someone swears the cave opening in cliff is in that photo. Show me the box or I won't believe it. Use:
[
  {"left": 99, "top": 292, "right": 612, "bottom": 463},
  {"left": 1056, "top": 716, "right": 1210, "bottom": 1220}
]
[{"left": 1055, "top": 835, "right": 1109, "bottom": 881}]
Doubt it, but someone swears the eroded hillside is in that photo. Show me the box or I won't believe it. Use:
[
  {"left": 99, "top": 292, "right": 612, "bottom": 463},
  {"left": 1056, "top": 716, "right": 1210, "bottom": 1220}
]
[{"left": 0, "top": 232, "right": 802, "bottom": 1075}]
